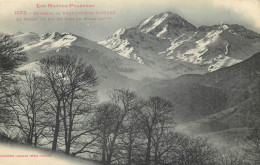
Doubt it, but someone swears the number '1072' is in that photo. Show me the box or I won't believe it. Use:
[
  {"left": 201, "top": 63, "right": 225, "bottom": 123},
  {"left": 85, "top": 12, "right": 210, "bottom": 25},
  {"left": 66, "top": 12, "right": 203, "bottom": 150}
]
[{"left": 15, "top": 11, "right": 26, "bottom": 15}]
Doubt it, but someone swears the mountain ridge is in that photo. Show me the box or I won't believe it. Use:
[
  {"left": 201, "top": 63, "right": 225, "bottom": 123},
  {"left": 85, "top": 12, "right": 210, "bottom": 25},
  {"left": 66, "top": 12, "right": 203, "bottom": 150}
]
[
  {"left": 138, "top": 52, "right": 260, "bottom": 125},
  {"left": 99, "top": 11, "right": 260, "bottom": 72}
]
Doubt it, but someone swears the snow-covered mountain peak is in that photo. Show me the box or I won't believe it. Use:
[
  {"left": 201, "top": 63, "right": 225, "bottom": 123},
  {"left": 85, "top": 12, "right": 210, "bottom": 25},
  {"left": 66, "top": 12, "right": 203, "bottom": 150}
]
[
  {"left": 138, "top": 12, "right": 183, "bottom": 30},
  {"left": 136, "top": 12, "right": 196, "bottom": 39},
  {"left": 138, "top": 12, "right": 169, "bottom": 33},
  {"left": 16, "top": 32, "right": 78, "bottom": 52},
  {"left": 99, "top": 11, "right": 260, "bottom": 73}
]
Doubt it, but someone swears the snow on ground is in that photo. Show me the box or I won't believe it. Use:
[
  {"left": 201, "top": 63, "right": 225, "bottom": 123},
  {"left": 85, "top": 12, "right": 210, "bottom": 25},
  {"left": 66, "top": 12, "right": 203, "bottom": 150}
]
[
  {"left": 158, "top": 28, "right": 240, "bottom": 71},
  {"left": 99, "top": 36, "right": 134, "bottom": 59},
  {"left": 98, "top": 29, "right": 144, "bottom": 64},
  {"left": 99, "top": 25, "right": 242, "bottom": 72},
  {"left": 133, "top": 54, "right": 144, "bottom": 64},
  {"left": 0, "top": 143, "right": 100, "bottom": 165},
  {"left": 160, "top": 32, "right": 197, "bottom": 59},
  {"left": 113, "top": 40, "right": 134, "bottom": 58},
  {"left": 177, "top": 30, "right": 222, "bottom": 64},
  {"left": 22, "top": 40, "right": 51, "bottom": 52},
  {"left": 140, "top": 13, "right": 169, "bottom": 33},
  {"left": 225, "top": 43, "right": 229, "bottom": 55},
  {"left": 138, "top": 16, "right": 154, "bottom": 29},
  {"left": 47, "top": 35, "right": 77, "bottom": 49},
  {"left": 156, "top": 25, "right": 168, "bottom": 38},
  {"left": 22, "top": 33, "right": 77, "bottom": 52}
]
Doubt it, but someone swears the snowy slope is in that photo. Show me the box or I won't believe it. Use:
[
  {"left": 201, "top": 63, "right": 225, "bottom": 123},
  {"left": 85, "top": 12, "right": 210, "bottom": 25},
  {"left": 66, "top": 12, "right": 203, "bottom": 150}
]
[
  {"left": 98, "top": 28, "right": 144, "bottom": 63},
  {"left": 0, "top": 143, "right": 100, "bottom": 165},
  {"left": 99, "top": 12, "right": 260, "bottom": 72},
  {"left": 14, "top": 31, "right": 185, "bottom": 101},
  {"left": 11, "top": 13, "right": 260, "bottom": 100},
  {"left": 14, "top": 31, "right": 179, "bottom": 80},
  {"left": 137, "top": 12, "right": 197, "bottom": 38}
]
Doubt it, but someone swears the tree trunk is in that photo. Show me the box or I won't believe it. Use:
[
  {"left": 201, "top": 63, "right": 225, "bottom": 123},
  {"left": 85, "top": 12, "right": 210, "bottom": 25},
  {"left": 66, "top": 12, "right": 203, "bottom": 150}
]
[
  {"left": 127, "top": 134, "right": 133, "bottom": 165},
  {"left": 33, "top": 113, "right": 37, "bottom": 147},
  {"left": 66, "top": 107, "right": 73, "bottom": 154},
  {"left": 52, "top": 102, "right": 61, "bottom": 151},
  {"left": 34, "top": 126, "right": 37, "bottom": 147},
  {"left": 107, "top": 153, "right": 112, "bottom": 165},
  {"left": 154, "top": 144, "right": 158, "bottom": 165},
  {"left": 101, "top": 133, "right": 107, "bottom": 163},
  {"left": 65, "top": 130, "right": 71, "bottom": 154},
  {"left": 63, "top": 101, "right": 68, "bottom": 154},
  {"left": 27, "top": 135, "right": 33, "bottom": 145},
  {"left": 27, "top": 125, "right": 33, "bottom": 145},
  {"left": 34, "top": 135, "right": 37, "bottom": 147},
  {"left": 65, "top": 143, "right": 70, "bottom": 154},
  {"left": 107, "top": 134, "right": 117, "bottom": 165},
  {"left": 145, "top": 135, "right": 152, "bottom": 165}
]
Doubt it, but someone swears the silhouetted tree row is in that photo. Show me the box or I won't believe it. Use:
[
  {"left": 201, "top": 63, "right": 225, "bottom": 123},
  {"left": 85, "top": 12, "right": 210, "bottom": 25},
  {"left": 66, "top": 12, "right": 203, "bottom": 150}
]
[
  {"left": 4, "top": 54, "right": 98, "bottom": 155},
  {"left": 40, "top": 55, "right": 98, "bottom": 153},
  {"left": 88, "top": 89, "right": 220, "bottom": 165}
]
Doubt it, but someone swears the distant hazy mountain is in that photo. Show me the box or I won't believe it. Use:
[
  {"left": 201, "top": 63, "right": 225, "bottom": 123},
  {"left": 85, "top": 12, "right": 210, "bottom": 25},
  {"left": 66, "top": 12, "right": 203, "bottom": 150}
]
[{"left": 138, "top": 52, "right": 260, "bottom": 129}]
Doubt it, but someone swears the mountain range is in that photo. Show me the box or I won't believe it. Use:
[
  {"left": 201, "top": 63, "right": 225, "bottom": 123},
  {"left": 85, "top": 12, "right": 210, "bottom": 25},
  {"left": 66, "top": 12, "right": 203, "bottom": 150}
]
[
  {"left": 14, "top": 12, "right": 260, "bottom": 80},
  {"left": 139, "top": 52, "right": 259, "bottom": 124},
  {"left": 99, "top": 12, "right": 260, "bottom": 72},
  {"left": 9, "top": 12, "right": 260, "bottom": 145}
]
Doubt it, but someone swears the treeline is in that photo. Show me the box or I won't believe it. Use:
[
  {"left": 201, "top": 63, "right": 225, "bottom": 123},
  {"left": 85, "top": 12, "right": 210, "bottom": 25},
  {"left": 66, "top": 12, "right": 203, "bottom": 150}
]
[{"left": 0, "top": 34, "right": 259, "bottom": 165}]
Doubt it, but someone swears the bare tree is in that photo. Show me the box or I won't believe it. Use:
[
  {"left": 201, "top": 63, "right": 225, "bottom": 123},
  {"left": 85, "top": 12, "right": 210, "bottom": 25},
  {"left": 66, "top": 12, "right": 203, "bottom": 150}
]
[
  {"left": 40, "top": 55, "right": 65, "bottom": 151},
  {"left": 60, "top": 56, "right": 98, "bottom": 154},
  {"left": 108, "top": 89, "right": 141, "bottom": 164},
  {"left": 92, "top": 89, "right": 140, "bottom": 164},
  {"left": 7, "top": 73, "right": 49, "bottom": 146},
  {"left": 0, "top": 33, "right": 26, "bottom": 124},
  {"left": 168, "top": 135, "right": 218, "bottom": 165},
  {"left": 115, "top": 95, "right": 143, "bottom": 165},
  {"left": 91, "top": 103, "right": 121, "bottom": 163},
  {"left": 0, "top": 34, "right": 26, "bottom": 73},
  {"left": 151, "top": 129, "right": 176, "bottom": 165},
  {"left": 218, "top": 150, "right": 248, "bottom": 165},
  {"left": 40, "top": 54, "right": 98, "bottom": 153},
  {"left": 138, "top": 96, "right": 174, "bottom": 165}
]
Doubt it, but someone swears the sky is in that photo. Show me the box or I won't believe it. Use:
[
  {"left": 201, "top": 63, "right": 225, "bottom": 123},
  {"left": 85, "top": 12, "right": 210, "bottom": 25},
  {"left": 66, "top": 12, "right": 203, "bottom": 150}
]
[{"left": 0, "top": 0, "right": 260, "bottom": 41}]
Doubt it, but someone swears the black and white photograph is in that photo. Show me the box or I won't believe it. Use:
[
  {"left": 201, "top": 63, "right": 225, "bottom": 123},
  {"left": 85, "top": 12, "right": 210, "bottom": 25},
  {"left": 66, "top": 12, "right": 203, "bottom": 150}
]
[{"left": 0, "top": 0, "right": 259, "bottom": 164}]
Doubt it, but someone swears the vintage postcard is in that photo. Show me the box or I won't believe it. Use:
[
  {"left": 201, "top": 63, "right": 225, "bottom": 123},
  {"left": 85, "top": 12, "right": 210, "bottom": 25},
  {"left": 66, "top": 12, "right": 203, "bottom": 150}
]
[{"left": 0, "top": 0, "right": 259, "bottom": 164}]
